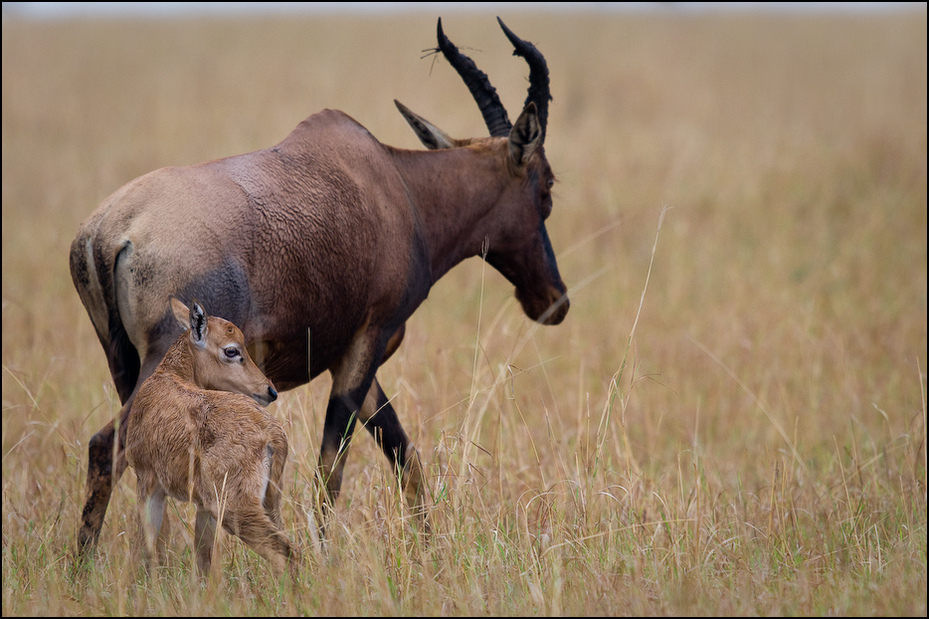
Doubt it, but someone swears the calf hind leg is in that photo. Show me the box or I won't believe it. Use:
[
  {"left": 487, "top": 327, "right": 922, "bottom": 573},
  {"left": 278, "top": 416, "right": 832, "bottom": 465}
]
[
  {"left": 222, "top": 504, "right": 298, "bottom": 576},
  {"left": 194, "top": 509, "right": 217, "bottom": 576},
  {"left": 78, "top": 349, "right": 168, "bottom": 556},
  {"left": 136, "top": 481, "right": 167, "bottom": 572}
]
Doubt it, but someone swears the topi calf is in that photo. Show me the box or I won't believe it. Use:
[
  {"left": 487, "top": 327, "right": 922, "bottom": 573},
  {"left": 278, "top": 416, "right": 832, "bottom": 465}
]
[{"left": 125, "top": 297, "right": 298, "bottom": 577}]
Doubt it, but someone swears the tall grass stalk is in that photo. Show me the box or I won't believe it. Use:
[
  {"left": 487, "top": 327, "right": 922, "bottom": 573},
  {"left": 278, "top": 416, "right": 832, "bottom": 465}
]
[{"left": 597, "top": 205, "right": 670, "bottom": 480}]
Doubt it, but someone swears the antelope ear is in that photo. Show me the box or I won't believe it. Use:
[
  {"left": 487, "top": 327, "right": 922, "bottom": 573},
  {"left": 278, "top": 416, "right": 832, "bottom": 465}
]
[
  {"left": 169, "top": 296, "right": 190, "bottom": 330},
  {"left": 508, "top": 103, "right": 542, "bottom": 167},
  {"left": 395, "top": 100, "right": 455, "bottom": 150},
  {"left": 188, "top": 299, "right": 208, "bottom": 348}
]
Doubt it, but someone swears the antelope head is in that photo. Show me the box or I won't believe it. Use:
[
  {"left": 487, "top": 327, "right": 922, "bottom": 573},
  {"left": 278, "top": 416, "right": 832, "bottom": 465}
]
[{"left": 397, "top": 17, "right": 569, "bottom": 326}]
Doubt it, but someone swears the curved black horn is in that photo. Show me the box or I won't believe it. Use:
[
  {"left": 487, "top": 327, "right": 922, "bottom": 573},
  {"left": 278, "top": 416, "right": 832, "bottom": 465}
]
[
  {"left": 497, "top": 17, "right": 551, "bottom": 142},
  {"left": 436, "top": 17, "right": 512, "bottom": 138}
]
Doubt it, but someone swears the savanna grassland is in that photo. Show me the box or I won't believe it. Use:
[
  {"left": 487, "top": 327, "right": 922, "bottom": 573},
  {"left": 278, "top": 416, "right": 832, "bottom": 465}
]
[{"left": 2, "top": 9, "right": 926, "bottom": 616}]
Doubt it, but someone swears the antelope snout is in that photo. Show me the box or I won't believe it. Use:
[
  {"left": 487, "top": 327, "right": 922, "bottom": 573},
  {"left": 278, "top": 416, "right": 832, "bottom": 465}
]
[
  {"left": 517, "top": 283, "right": 570, "bottom": 326},
  {"left": 542, "top": 291, "right": 569, "bottom": 326}
]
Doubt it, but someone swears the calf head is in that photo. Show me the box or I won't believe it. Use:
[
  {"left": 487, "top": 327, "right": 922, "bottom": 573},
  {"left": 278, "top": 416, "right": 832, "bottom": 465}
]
[{"left": 170, "top": 297, "right": 279, "bottom": 405}]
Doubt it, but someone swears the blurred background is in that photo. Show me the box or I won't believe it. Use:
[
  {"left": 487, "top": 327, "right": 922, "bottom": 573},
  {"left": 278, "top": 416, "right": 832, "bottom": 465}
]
[{"left": 2, "top": 2, "right": 926, "bottom": 615}]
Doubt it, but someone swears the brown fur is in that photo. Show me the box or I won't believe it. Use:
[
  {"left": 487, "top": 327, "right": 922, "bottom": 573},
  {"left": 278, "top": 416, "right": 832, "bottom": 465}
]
[
  {"left": 125, "top": 298, "right": 297, "bottom": 576},
  {"left": 72, "top": 19, "right": 568, "bottom": 554}
]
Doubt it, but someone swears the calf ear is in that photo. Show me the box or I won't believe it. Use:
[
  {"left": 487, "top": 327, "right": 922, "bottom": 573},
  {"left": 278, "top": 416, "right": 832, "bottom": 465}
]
[
  {"left": 189, "top": 299, "right": 208, "bottom": 348},
  {"left": 508, "top": 103, "right": 542, "bottom": 166},
  {"left": 170, "top": 296, "right": 190, "bottom": 330}
]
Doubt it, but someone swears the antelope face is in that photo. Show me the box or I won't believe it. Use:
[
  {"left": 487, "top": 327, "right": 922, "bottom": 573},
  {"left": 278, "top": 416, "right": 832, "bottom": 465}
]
[
  {"left": 436, "top": 18, "right": 569, "bottom": 327},
  {"left": 486, "top": 134, "right": 569, "bottom": 326}
]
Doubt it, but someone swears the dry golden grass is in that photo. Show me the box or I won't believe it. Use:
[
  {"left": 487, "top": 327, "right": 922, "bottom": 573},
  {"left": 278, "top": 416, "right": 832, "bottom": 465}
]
[{"left": 3, "top": 10, "right": 926, "bottom": 616}]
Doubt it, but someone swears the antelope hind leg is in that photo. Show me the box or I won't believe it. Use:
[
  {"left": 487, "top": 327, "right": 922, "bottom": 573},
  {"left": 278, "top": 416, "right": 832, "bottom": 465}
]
[{"left": 78, "top": 410, "right": 130, "bottom": 555}]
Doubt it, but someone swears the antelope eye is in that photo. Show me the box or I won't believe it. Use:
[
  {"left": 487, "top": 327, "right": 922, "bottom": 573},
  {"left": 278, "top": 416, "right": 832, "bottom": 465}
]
[
  {"left": 223, "top": 346, "right": 240, "bottom": 359},
  {"left": 546, "top": 178, "right": 555, "bottom": 190}
]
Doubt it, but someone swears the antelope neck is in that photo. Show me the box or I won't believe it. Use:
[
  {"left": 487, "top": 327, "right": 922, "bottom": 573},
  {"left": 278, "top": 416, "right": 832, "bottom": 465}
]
[{"left": 393, "top": 145, "right": 509, "bottom": 282}]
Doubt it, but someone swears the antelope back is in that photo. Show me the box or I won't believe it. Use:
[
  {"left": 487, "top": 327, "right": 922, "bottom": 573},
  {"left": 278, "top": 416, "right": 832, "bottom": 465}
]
[{"left": 169, "top": 297, "right": 278, "bottom": 406}]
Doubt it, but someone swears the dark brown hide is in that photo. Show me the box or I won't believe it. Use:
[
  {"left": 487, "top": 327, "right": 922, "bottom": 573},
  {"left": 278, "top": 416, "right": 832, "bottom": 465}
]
[{"left": 71, "top": 18, "right": 568, "bottom": 553}]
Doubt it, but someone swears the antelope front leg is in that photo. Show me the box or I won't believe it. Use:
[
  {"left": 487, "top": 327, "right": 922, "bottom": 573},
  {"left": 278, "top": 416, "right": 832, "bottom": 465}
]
[
  {"left": 358, "top": 378, "right": 429, "bottom": 527},
  {"left": 316, "top": 388, "right": 365, "bottom": 524},
  {"left": 315, "top": 319, "right": 384, "bottom": 531}
]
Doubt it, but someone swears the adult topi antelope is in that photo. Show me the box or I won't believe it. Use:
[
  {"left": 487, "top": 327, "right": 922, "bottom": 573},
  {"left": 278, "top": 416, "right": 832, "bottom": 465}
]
[
  {"left": 127, "top": 298, "right": 296, "bottom": 576},
  {"left": 71, "top": 17, "right": 569, "bottom": 554}
]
